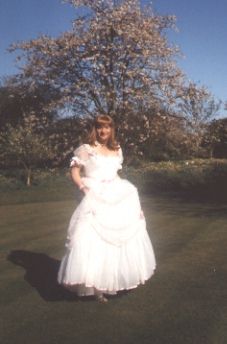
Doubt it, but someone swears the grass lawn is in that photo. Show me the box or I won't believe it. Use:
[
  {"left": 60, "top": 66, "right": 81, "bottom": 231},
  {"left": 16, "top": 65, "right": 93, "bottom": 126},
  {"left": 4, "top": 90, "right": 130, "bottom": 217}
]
[{"left": 1, "top": 185, "right": 227, "bottom": 344}]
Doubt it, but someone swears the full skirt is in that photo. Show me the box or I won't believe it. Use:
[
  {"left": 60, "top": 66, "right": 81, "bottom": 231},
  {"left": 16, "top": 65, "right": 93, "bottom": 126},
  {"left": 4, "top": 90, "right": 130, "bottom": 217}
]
[{"left": 57, "top": 177, "right": 156, "bottom": 296}]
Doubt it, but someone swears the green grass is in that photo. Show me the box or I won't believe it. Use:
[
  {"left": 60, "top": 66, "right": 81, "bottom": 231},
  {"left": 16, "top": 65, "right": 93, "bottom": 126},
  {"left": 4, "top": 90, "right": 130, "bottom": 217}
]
[
  {"left": 0, "top": 170, "right": 77, "bottom": 206},
  {"left": 1, "top": 184, "right": 227, "bottom": 344}
]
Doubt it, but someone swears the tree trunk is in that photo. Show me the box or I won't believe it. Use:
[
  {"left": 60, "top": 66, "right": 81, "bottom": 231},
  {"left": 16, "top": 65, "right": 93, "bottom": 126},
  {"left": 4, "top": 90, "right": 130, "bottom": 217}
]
[
  {"left": 26, "top": 168, "right": 32, "bottom": 187},
  {"left": 209, "top": 147, "right": 214, "bottom": 159}
]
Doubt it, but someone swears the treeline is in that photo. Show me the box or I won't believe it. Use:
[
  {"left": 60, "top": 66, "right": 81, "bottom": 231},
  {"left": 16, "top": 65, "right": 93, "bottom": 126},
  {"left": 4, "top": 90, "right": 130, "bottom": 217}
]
[
  {"left": 0, "top": 0, "right": 226, "bottom": 185},
  {"left": 1, "top": 82, "right": 226, "bottom": 162}
]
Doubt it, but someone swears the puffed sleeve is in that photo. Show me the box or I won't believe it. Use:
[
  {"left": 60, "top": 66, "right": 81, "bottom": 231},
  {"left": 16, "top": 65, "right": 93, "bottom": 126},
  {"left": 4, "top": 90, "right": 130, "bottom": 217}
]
[{"left": 69, "top": 144, "right": 89, "bottom": 168}]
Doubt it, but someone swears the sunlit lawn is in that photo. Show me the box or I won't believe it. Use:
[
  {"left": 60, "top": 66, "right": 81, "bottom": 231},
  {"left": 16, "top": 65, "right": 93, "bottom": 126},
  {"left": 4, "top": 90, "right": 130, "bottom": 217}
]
[{"left": 1, "top": 183, "right": 227, "bottom": 344}]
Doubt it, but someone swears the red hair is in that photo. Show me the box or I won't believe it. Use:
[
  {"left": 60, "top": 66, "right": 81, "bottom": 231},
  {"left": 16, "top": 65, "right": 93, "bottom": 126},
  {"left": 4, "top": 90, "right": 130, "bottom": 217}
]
[{"left": 86, "top": 115, "right": 119, "bottom": 150}]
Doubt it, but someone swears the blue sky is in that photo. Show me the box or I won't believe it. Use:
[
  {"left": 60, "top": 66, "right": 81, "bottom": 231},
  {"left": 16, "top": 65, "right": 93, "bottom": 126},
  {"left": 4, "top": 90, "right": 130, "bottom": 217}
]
[
  {"left": 0, "top": 0, "right": 227, "bottom": 114},
  {"left": 151, "top": 0, "right": 227, "bottom": 108}
]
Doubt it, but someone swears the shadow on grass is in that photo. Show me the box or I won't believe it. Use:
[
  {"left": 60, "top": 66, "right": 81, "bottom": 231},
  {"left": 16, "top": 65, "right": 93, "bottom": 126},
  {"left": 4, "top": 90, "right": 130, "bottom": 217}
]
[
  {"left": 7, "top": 250, "right": 77, "bottom": 302},
  {"left": 7, "top": 250, "right": 131, "bottom": 303}
]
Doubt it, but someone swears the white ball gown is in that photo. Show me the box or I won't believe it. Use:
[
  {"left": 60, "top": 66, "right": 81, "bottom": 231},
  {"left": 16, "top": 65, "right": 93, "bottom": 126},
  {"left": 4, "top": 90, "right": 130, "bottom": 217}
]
[{"left": 57, "top": 143, "right": 156, "bottom": 296}]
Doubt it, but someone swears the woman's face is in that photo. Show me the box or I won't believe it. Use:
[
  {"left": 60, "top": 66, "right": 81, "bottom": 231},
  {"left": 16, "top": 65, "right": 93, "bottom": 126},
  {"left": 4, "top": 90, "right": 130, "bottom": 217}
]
[{"left": 96, "top": 123, "right": 112, "bottom": 143}]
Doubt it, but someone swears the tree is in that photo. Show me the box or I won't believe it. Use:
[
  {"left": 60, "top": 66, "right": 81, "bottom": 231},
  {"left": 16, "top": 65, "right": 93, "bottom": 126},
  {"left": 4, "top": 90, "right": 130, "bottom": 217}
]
[
  {"left": 0, "top": 114, "right": 55, "bottom": 186},
  {"left": 176, "top": 82, "right": 221, "bottom": 156},
  {"left": 9, "top": 0, "right": 184, "bottom": 155},
  {"left": 202, "top": 118, "right": 227, "bottom": 158},
  {"left": 0, "top": 76, "right": 59, "bottom": 130},
  {"left": 136, "top": 107, "right": 190, "bottom": 161},
  {"left": 48, "top": 115, "right": 88, "bottom": 167}
]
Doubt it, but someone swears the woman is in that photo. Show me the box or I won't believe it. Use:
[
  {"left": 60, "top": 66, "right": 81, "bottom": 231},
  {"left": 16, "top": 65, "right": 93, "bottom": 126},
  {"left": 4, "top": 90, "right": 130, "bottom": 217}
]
[{"left": 57, "top": 115, "right": 156, "bottom": 303}]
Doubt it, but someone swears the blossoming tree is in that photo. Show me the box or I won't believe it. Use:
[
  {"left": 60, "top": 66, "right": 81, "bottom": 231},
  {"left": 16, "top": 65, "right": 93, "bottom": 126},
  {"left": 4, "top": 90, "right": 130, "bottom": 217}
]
[{"left": 9, "top": 0, "right": 184, "bottom": 155}]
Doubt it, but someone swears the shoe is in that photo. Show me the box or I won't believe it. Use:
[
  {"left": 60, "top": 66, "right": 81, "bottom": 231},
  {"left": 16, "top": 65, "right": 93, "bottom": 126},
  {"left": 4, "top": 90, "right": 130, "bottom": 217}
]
[{"left": 96, "top": 294, "right": 108, "bottom": 303}]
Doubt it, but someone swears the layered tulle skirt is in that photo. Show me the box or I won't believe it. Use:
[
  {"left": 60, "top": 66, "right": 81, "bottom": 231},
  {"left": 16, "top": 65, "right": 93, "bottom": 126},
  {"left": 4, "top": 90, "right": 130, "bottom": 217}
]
[{"left": 57, "top": 176, "right": 156, "bottom": 296}]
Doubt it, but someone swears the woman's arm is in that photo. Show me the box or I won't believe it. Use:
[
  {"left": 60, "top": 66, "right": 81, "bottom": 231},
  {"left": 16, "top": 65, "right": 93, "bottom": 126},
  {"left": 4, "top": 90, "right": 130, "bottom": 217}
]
[{"left": 71, "top": 166, "right": 89, "bottom": 194}]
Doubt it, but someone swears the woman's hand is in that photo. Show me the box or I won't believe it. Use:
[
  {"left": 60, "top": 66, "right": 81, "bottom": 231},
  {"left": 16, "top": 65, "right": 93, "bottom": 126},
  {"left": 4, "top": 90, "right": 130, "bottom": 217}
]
[
  {"left": 81, "top": 186, "right": 90, "bottom": 195},
  {"left": 79, "top": 184, "right": 90, "bottom": 195}
]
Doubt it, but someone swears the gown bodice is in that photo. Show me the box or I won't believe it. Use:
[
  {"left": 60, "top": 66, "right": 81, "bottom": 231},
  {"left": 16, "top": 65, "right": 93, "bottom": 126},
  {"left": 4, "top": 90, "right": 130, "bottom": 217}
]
[{"left": 70, "top": 144, "right": 123, "bottom": 181}]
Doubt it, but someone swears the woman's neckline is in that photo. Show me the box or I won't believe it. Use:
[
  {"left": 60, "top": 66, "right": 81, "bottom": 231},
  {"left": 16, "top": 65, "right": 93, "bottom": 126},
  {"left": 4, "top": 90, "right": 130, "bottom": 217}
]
[{"left": 87, "top": 143, "right": 119, "bottom": 158}]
